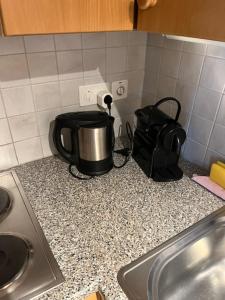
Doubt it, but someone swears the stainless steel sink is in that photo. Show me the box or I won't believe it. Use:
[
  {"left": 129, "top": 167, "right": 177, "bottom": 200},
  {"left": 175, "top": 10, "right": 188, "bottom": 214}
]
[{"left": 118, "top": 206, "right": 225, "bottom": 300}]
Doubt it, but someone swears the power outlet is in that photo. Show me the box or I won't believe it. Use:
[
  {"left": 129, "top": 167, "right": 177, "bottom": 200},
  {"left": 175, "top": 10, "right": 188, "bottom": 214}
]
[
  {"left": 79, "top": 83, "right": 110, "bottom": 106},
  {"left": 112, "top": 80, "right": 128, "bottom": 100}
]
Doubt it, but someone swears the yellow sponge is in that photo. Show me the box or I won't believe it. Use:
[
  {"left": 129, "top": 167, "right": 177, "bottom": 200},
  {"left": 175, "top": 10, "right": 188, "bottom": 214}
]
[
  {"left": 217, "top": 161, "right": 225, "bottom": 169},
  {"left": 84, "top": 291, "right": 105, "bottom": 300},
  {"left": 210, "top": 162, "right": 225, "bottom": 189}
]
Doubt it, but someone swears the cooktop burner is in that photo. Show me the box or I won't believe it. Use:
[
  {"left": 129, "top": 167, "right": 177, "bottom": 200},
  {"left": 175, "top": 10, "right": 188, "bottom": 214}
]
[
  {"left": 0, "top": 171, "right": 64, "bottom": 300},
  {"left": 0, "top": 235, "right": 30, "bottom": 289},
  {"left": 0, "top": 188, "right": 11, "bottom": 220}
]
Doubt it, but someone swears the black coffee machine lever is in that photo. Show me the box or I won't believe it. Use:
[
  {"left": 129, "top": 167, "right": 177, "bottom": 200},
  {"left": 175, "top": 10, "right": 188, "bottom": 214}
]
[
  {"left": 153, "top": 97, "right": 181, "bottom": 121},
  {"left": 133, "top": 97, "right": 186, "bottom": 182}
]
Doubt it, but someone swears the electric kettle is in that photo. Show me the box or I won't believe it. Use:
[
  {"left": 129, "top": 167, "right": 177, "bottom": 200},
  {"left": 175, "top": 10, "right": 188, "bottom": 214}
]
[{"left": 53, "top": 111, "right": 114, "bottom": 176}]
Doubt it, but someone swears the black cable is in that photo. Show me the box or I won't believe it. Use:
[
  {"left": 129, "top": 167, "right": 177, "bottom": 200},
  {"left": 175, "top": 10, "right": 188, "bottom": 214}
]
[
  {"left": 69, "top": 164, "right": 93, "bottom": 180},
  {"left": 113, "top": 121, "right": 134, "bottom": 169}
]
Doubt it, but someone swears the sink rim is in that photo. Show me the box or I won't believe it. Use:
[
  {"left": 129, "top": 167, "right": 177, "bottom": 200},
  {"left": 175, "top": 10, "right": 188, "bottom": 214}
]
[
  {"left": 148, "top": 218, "right": 225, "bottom": 300},
  {"left": 118, "top": 206, "right": 225, "bottom": 300}
]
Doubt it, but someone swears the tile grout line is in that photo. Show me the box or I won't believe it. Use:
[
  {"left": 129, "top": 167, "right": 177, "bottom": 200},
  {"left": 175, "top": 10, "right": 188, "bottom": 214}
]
[
  {"left": 52, "top": 34, "right": 64, "bottom": 114},
  {"left": 183, "top": 51, "right": 207, "bottom": 163},
  {"left": 203, "top": 83, "right": 225, "bottom": 163},
  {"left": 155, "top": 36, "right": 165, "bottom": 103},
  {"left": 0, "top": 88, "right": 19, "bottom": 167},
  {"left": 22, "top": 36, "right": 45, "bottom": 160}
]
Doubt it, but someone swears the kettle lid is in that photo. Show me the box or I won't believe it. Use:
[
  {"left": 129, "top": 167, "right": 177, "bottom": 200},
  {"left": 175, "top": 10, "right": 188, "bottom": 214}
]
[{"left": 55, "top": 111, "right": 113, "bottom": 128}]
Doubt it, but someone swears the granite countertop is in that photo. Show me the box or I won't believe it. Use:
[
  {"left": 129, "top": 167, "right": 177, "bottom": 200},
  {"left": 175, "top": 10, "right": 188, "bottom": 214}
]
[{"left": 15, "top": 156, "right": 224, "bottom": 300}]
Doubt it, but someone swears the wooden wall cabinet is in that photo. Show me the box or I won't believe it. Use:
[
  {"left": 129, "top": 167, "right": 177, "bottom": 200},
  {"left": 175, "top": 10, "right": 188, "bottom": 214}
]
[
  {"left": 137, "top": 0, "right": 225, "bottom": 42},
  {"left": 1, "top": 0, "right": 225, "bottom": 42},
  {"left": 0, "top": 0, "right": 134, "bottom": 35}
]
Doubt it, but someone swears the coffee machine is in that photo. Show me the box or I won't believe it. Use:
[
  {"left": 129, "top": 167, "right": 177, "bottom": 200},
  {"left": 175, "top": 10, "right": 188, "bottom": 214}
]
[{"left": 132, "top": 97, "right": 186, "bottom": 182}]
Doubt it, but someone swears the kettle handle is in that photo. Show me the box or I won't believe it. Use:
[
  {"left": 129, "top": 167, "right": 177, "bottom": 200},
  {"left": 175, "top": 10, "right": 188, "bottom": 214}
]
[
  {"left": 53, "top": 120, "right": 78, "bottom": 164},
  {"left": 154, "top": 97, "right": 181, "bottom": 122}
]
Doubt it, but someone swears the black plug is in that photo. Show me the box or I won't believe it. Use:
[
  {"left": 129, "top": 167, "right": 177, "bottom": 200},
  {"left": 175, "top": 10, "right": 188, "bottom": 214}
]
[{"left": 104, "top": 94, "right": 113, "bottom": 113}]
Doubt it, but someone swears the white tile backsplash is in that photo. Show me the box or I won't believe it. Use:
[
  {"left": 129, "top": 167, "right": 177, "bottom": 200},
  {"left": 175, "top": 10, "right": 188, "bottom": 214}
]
[
  {"left": 27, "top": 52, "right": 58, "bottom": 84},
  {"left": 164, "top": 38, "right": 183, "bottom": 51},
  {"left": 178, "top": 53, "right": 204, "bottom": 86},
  {"left": 0, "top": 95, "right": 6, "bottom": 119},
  {"left": 193, "top": 87, "right": 221, "bottom": 120},
  {"left": 0, "top": 119, "right": 12, "bottom": 145},
  {"left": 157, "top": 75, "right": 176, "bottom": 99},
  {"left": 2, "top": 31, "right": 225, "bottom": 171},
  {"left": 188, "top": 114, "right": 213, "bottom": 146},
  {"left": 182, "top": 41, "right": 207, "bottom": 55},
  {"left": 83, "top": 48, "right": 106, "bottom": 77},
  {"left": 41, "top": 134, "right": 56, "bottom": 157},
  {"left": 160, "top": 49, "right": 181, "bottom": 78},
  {"left": 106, "top": 47, "right": 127, "bottom": 74},
  {"left": 175, "top": 81, "right": 197, "bottom": 113},
  {"left": 82, "top": 33, "right": 106, "bottom": 49},
  {"left": 24, "top": 35, "right": 55, "bottom": 53},
  {"left": 0, "top": 37, "right": 24, "bottom": 55},
  {"left": 60, "top": 78, "right": 83, "bottom": 107},
  {"left": 0, "top": 54, "right": 29, "bottom": 88},
  {"left": 183, "top": 139, "right": 206, "bottom": 167},
  {"left": 216, "top": 94, "right": 225, "bottom": 126},
  {"left": 14, "top": 137, "right": 43, "bottom": 164},
  {"left": 106, "top": 32, "right": 128, "bottom": 47},
  {"left": 127, "top": 70, "right": 145, "bottom": 98},
  {"left": 37, "top": 109, "right": 60, "bottom": 135},
  {"left": 0, "top": 144, "right": 18, "bottom": 170},
  {"left": 32, "top": 82, "right": 61, "bottom": 111},
  {"left": 144, "top": 33, "right": 225, "bottom": 169},
  {"left": 0, "top": 32, "right": 145, "bottom": 170},
  {"left": 9, "top": 113, "right": 39, "bottom": 142},
  {"left": 145, "top": 46, "right": 162, "bottom": 73},
  {"left": 147, "top": 33, "right": 164, "bottom": 47},
  {"left": 128, "top": 31, "right": 147, "bottom": 46},
  {"left": 200, "top": 56, "right": 225, "bottom": 92},
  {"left": 127, "top": 45, "right": 146, "bottom": 71},
  {"left": 57, "top": 50, "right": 83, "bottom": 80},
  {"left": 209, "top": 124, "right": 225, "bottom": 156},
  {"left": 54, "top": 34, "right": 82, "bottom": 51},
  {"left": 2, "top": 86, "right": 35, "bottom": 117},
  {"left": 206, "top": 44, "right": 225, "bottom": 60}
]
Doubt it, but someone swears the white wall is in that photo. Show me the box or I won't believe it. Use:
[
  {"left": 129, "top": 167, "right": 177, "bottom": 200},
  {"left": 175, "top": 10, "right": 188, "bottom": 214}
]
[
  {"left": 143, "top": 33, "right": 225, "bottom": 170},
  {"left": 0, "top": 31, "right": 147, "bottom": 170}
]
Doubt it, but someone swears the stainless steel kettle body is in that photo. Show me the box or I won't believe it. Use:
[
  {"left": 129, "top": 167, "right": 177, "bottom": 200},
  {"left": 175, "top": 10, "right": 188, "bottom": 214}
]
[
  {"left": 78, "top": 127, "right": 110, "bottom": 162},
  {"left": 53, "top": 111, "right": 114, "bottom": 176}
]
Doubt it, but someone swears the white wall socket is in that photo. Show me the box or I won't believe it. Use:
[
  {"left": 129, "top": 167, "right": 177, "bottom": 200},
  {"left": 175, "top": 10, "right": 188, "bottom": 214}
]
[
  {"left": 112, "top": 80, "right": 128, "bottom": 100},
  {"left": 79, "top": 82, "right": 110, "bottom": 107}
]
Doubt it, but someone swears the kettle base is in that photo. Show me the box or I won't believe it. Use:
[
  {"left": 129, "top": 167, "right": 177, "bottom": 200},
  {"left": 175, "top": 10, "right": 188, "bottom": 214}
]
[{"left": 77, "top": 157, "right": 113, "bottom": 176}]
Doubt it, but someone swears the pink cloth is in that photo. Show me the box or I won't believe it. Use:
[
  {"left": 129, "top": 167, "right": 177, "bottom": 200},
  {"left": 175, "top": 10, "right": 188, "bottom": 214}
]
[{"left": 192, "top": 176, "right": 225, "bottom": 201}]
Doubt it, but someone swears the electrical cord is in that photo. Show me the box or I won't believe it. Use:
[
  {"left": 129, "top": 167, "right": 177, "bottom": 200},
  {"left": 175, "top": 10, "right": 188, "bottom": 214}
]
[{"left": 113, "top": 121, "right": 134, "bottom": 169}]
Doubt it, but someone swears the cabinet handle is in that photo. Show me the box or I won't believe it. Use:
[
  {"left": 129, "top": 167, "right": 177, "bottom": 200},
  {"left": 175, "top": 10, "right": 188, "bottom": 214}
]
[{"left": 138, "top": 0, "right": 158, "bottom": 10}]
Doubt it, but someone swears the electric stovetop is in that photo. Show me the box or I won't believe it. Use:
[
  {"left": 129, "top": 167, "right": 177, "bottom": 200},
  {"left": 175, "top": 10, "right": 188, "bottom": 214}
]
[{"left": 0, "top": 171, "right": 64, "bottom": 299}]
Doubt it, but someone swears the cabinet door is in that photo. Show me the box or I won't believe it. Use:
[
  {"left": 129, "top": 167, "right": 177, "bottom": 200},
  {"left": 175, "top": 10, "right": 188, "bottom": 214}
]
[
  {"left": 137, "top": 0, "right": 225, "bottom": 42},
  {"left": 0, "top": 0, "right": 134, "bottom": 35}
]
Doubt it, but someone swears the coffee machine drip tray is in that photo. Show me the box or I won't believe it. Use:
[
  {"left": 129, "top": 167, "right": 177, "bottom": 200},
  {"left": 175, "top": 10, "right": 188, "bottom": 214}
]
[{"left": 0, "top": 171, "right": 64, "bottom": 300}]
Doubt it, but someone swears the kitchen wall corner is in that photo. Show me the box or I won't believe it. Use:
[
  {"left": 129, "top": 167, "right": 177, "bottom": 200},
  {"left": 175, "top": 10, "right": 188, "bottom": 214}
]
[{"left": 142, "top": 33, "right": 225, "bottom": 170}]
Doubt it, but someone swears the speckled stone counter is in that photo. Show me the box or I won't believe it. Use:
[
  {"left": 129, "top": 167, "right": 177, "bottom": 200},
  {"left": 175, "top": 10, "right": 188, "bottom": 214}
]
[{"left": 15, "top": 157, "right": 224, "bottom": 300}]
